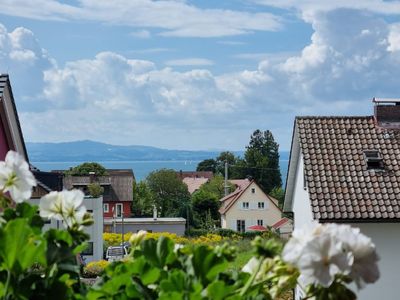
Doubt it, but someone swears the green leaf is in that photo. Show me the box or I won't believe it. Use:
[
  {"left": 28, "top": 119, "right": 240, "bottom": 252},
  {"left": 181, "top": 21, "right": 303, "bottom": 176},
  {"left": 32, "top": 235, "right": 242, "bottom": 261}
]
[
  {"left": 0, "top": 218, "right": 46, "bottom": 271},
  {"left": 206, "top": 281, "right": 235, "bottom": 300},
  {"left": 141, "top": 265, "right": 161, "bottom": 285}
]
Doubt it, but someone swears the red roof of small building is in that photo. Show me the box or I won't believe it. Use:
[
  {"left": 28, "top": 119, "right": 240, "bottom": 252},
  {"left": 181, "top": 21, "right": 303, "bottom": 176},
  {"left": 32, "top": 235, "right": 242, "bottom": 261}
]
[{"left": 272, "top": 218, "right": 291, "bottom": 229}]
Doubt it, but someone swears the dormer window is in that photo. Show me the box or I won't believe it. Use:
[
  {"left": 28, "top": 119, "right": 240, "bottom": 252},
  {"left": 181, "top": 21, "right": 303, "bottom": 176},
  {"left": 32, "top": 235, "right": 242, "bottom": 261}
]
[{"left": 363, "top": 150, "right": 384, "bottom": 170}]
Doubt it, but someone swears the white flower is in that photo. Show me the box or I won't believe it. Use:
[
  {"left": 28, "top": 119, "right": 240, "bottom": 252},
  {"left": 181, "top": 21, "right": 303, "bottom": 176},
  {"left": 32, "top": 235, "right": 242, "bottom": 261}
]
[
  {"left": 242, "top": 257, "right": 260, "bottom": 274},
  {"left": 327, "top": 224, "right": 379, "bottom": 288},
  {"left": 283, "top": 223, "right": 380, "bottom": 289},
  {"left": 0, "top": 151, "right": 36, "bottom": 202},
  {"left": 39, "top": 191, "right": 64, "bottom": 220},
  {"left": 129, "top": 230, "right": 147, "bottom": 247},
  {"left": 40, "top": 189, "right": 87, "bottom": 229},
  {"left": 297, "top": 234, "right": 353, "bottom": 287}
]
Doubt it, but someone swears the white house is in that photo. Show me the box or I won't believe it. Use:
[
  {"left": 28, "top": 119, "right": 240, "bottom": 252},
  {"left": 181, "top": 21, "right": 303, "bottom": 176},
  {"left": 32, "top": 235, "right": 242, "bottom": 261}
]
[
  {"left": 219, "top": 179, "right": 282, "bottom": 232},
  {"left": 284, "top": 98, "right": 400, "bottom": 300}
]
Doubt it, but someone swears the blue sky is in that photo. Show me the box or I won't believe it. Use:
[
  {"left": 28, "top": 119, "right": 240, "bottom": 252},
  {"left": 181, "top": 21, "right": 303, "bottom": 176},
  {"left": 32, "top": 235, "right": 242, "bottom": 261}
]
[{"left": 1, "top": 1, "right": 400, "bottom": 151}]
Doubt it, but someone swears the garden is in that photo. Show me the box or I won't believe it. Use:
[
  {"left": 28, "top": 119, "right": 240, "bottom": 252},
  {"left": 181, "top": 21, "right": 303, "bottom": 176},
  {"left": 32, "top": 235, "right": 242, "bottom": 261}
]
[{"left": 0, "top": 151, "right": 380, "bottom": 299}]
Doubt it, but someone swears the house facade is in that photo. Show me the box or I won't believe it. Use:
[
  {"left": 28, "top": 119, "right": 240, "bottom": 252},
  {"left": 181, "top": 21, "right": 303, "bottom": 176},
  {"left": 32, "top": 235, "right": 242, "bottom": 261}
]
[
  {"left": 219, "top": 179, "right": 282, "bottom": 232},
  {"left": 284, "top": 99, "right": 400, "bottom": 300},
  {"left": 0, "top": 74, "right": 104, "bottom": 262},
  {"left": 59, "top": 169, "right": 134, "bottom": 219}
]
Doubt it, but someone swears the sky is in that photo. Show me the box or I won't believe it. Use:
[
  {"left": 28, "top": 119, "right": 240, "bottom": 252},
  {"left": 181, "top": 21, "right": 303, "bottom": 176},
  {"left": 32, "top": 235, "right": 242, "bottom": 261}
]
[{"left": 1, "top": 1, "right": 400, "bottom": 151}]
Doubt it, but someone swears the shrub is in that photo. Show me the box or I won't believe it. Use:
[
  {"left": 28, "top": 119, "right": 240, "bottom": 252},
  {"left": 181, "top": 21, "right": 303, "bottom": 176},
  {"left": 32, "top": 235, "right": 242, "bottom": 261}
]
[
  {"left": 88, "top": 183, "right": 104, "bottom": 198},
  {"left": 82, "top": 260, "right": 109, "bottom": 278}
]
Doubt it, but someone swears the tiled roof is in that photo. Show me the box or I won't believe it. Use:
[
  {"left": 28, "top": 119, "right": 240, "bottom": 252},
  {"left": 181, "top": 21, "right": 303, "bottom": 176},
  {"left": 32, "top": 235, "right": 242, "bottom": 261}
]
[
  {"left": 219, "top": 179, "right": 252, "bottom": 214},
  {"left": 272, "top": 217, "right": 291, "bottom": 229},
  {"left": 296, "top": 116, "right": 400, "bottom": 221},
  {"left": 177, "top": 171, "right": 213, "bottom": 179},
  {"left": 182, "top": 177, "right": 209, "bottom": 194},
  {"left": 0, "top": 75, "right": 7, "bottom": 98}
]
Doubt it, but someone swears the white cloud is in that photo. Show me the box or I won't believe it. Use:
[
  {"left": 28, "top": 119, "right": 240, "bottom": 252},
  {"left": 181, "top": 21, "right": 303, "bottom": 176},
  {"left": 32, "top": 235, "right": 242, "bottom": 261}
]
[
  {"left": 254, "top": 0, "right": 400, "bottom": 18},
  {"left": 388, "top": 23, "right": 400, "bottom": 52},
  {"left": 0, "top": 0, "right": 282, "bottom": 38},
  {"left": 165, "top": 58, "right": 214, "bottom": 67},
  {"left": 130, "top": 30, "right": 151, "bottom": 39},
  {"left": 0, "top": 24, "right": 53, "bottom": 109},
  {"left": 3, "top": 9, "right": 400, "bottom": 150}
]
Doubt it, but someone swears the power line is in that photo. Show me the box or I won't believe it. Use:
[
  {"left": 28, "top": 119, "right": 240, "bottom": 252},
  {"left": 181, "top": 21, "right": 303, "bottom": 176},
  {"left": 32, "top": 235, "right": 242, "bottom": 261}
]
[{"left": 226, "top": 164, "right": 281, "bottom": 171}]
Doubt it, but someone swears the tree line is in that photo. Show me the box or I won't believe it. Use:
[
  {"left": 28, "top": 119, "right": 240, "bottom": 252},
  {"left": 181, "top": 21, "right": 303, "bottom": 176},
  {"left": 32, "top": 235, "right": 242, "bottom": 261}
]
[{"left": 132, "top": 129, "right": 285, "bottom": 229}]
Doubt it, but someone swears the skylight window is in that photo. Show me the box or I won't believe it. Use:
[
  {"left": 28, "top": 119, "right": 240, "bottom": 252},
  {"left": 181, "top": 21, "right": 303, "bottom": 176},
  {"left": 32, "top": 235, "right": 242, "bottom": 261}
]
[{"left": 363, "top": 150, "right": 384, "bottom": 170}]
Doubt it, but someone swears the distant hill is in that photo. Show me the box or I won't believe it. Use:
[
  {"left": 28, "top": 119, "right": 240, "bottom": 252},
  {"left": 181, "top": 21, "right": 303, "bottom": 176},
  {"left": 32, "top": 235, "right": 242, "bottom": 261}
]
[
  {"left": 26, "top": 140, "right": 290, "bottom": 163},
  {"left": 26, "top": 140, "right": 242, "bottom": 162}
]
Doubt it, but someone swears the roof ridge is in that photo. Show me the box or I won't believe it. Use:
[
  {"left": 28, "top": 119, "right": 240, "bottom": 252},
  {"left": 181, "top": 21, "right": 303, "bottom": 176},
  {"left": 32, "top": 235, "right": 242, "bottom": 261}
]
[{"left": 296, "top": 116, "right": 373, "bottom": 119}]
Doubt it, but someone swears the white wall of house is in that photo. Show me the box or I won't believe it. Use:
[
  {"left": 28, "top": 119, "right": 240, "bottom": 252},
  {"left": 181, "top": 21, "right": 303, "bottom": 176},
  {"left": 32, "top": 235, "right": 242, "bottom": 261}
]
[
  {"left": 354, "top": 223, "right": 400, "bottom": 300},
  {"left": 224, "top": 182, "right": 282, "bottom": 231},
  {"left": 82, "top": 196, "right": 104, "bottom": 262},
  {"left": 28, "top": 196, "right": 104, "bottom": 263},
  {"left": 292, "top": 154, "right": 313, "bottom": 230},
  {"left": 291, "top": 159, "right": 400, "bottom": 300}
]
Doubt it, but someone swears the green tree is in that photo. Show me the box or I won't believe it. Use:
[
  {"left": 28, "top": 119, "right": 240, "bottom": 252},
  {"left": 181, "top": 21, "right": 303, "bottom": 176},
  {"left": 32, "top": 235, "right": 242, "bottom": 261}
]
[
  {"left": 191, "top": 189, "right": 219, "bottom": 227},
  {"left": 270, "top": 187, "right": 285, "bottom": 208},
  {"left": 196, "top": 159, "right": 217, "bottom": 172},
  {"left": 244, "top": 129, "right": 282, "bottom": 194},
  {"left": 190, "top": 176, "right": 235, "bottom": 228},
  {"left": 132, "top": 181, "right": 154, "bottom": 217},
  {"left": 65, "top": 162, "right": 107, "bottom": 176},
  {"left": 87, "top": 183, "right": 104, "bottom": 198},
  {"left": 146, "top": 169, "right": 191, "bottom": 218}
]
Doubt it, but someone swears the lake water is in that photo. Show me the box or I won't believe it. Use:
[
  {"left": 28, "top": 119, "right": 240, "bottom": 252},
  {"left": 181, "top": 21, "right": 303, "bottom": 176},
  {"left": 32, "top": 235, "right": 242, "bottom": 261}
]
[{"left": 32, "top": 160, "right": 289, "bottom": 186}]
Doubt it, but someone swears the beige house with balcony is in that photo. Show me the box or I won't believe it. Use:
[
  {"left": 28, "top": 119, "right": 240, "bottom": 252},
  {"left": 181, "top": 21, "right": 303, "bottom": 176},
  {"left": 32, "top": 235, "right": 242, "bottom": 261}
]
[{"left": 219, "top": 179, "right": 282, "bottom": 232}]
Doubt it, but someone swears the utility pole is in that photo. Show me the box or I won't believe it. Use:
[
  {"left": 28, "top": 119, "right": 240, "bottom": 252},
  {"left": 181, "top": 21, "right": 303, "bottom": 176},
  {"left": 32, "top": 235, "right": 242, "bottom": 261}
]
[
  {"left": 224, "top": 161, "right": 229, "bottom": 196},
  {"left": 121, "top": 206, "right": 124, "bottom": 244}
]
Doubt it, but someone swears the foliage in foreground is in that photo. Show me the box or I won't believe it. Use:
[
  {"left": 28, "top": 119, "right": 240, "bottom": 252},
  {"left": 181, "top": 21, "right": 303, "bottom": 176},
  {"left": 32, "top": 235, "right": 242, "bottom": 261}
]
[
  {"left": 0, "top": 151, "right": 381, "bottom": 299},
  {"left": 89, "top": 234, "right": 297, "bottom": 300}
]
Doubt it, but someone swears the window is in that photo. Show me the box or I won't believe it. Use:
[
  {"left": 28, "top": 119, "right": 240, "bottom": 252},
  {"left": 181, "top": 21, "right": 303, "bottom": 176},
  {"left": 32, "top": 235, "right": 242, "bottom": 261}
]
[
  {"left": 257, "top": 219, "right": 263, "bottom": 226},
  {"left": 116, "top": 203, "right": 123, "bottom": 217},
  {"left": 237, "top": 220, "right": 245, "bottom": 233},
  {"left": 103, "top": 203, "right": 109, "bottom": 213},
  {"left": 242, "top": 202, "right": 249, "bottom": 209},
  {"left": 81, "top": 242, "right": 94, "bottom": 256},
  {"left": 251, "top": 188, "right": 256, "bottom": 194},
  {"left": 258, "top": 202, "right": 265, "bottom": 209},
  {"left": 364, "top": 150, "right": 384, "bottom": 170}
]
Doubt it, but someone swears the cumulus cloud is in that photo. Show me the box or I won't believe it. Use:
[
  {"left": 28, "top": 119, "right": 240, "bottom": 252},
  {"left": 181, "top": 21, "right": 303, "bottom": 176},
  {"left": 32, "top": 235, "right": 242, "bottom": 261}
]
[
  {"left": 254, "top": 0, "right": 400, "bottom": 19},
  {"left": 0, "top": 0, "right": 281, "bottom": 38},
  {"left": 0, "top": 25, "right": 53, "bottom": 109},
  {"left": 3, "top": 8, "right": 400, "bottom": 150}
]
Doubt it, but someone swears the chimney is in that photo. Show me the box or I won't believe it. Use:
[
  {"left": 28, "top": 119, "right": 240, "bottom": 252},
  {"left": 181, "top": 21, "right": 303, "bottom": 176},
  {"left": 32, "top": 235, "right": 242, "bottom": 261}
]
[
  {"left": 89, "top": 171, "right": 96, "bottom": 183},
  {"left": 153, "top": 205, "right": 158, "bottom": 220},
  {"left": 373, "top": 98, "right": 400, "bottom": 129}
]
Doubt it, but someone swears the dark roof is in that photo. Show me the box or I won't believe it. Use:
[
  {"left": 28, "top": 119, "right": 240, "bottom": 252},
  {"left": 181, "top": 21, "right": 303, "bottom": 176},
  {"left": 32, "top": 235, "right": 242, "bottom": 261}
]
[
  {"left": 33, "top": 170, "right": 63, "bottom": 192},
  {"left": 177, "top": 171, "right": 213, "bottom": 179},
  {"left": 0, "top": 75, "right": 7, "bottom": 97},
  {"left": 296, "top": 116, "right": 400, "bottom": 221},
  {"left": 0, "top": 74, "right": 29, "bottom": 161}
]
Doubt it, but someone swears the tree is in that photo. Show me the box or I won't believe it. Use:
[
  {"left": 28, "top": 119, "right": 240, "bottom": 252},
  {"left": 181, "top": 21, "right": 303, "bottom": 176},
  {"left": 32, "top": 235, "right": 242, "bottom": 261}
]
[
  {"left": 145, "top": 169, "right": 191, "bottom": 218},
  {"left": 244, "top": 130, "right": 282, "bottom": 194},
  {"left": 196, "top": 159, "right": 217, "bottom": 172},
  {"left": 270, "top": 187, "right": 285, "bottom": 209},
  {"left": 65, "top": 162, "right": 107, "bottom": 176},
  {"left": 131, "top": 181, "right": 154, "bottom": 217},
  {"left": 87, "top": 183, "right": 104, "bottom": 198},
  {"left": 190, "top": 175, "right": 234, "bottom": 228}
]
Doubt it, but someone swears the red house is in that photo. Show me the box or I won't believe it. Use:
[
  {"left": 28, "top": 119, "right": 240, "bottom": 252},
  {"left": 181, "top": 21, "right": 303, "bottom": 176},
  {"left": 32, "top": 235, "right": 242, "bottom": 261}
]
[{"left": 59, "top": 169, "right": 134, "bottom": 218}]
